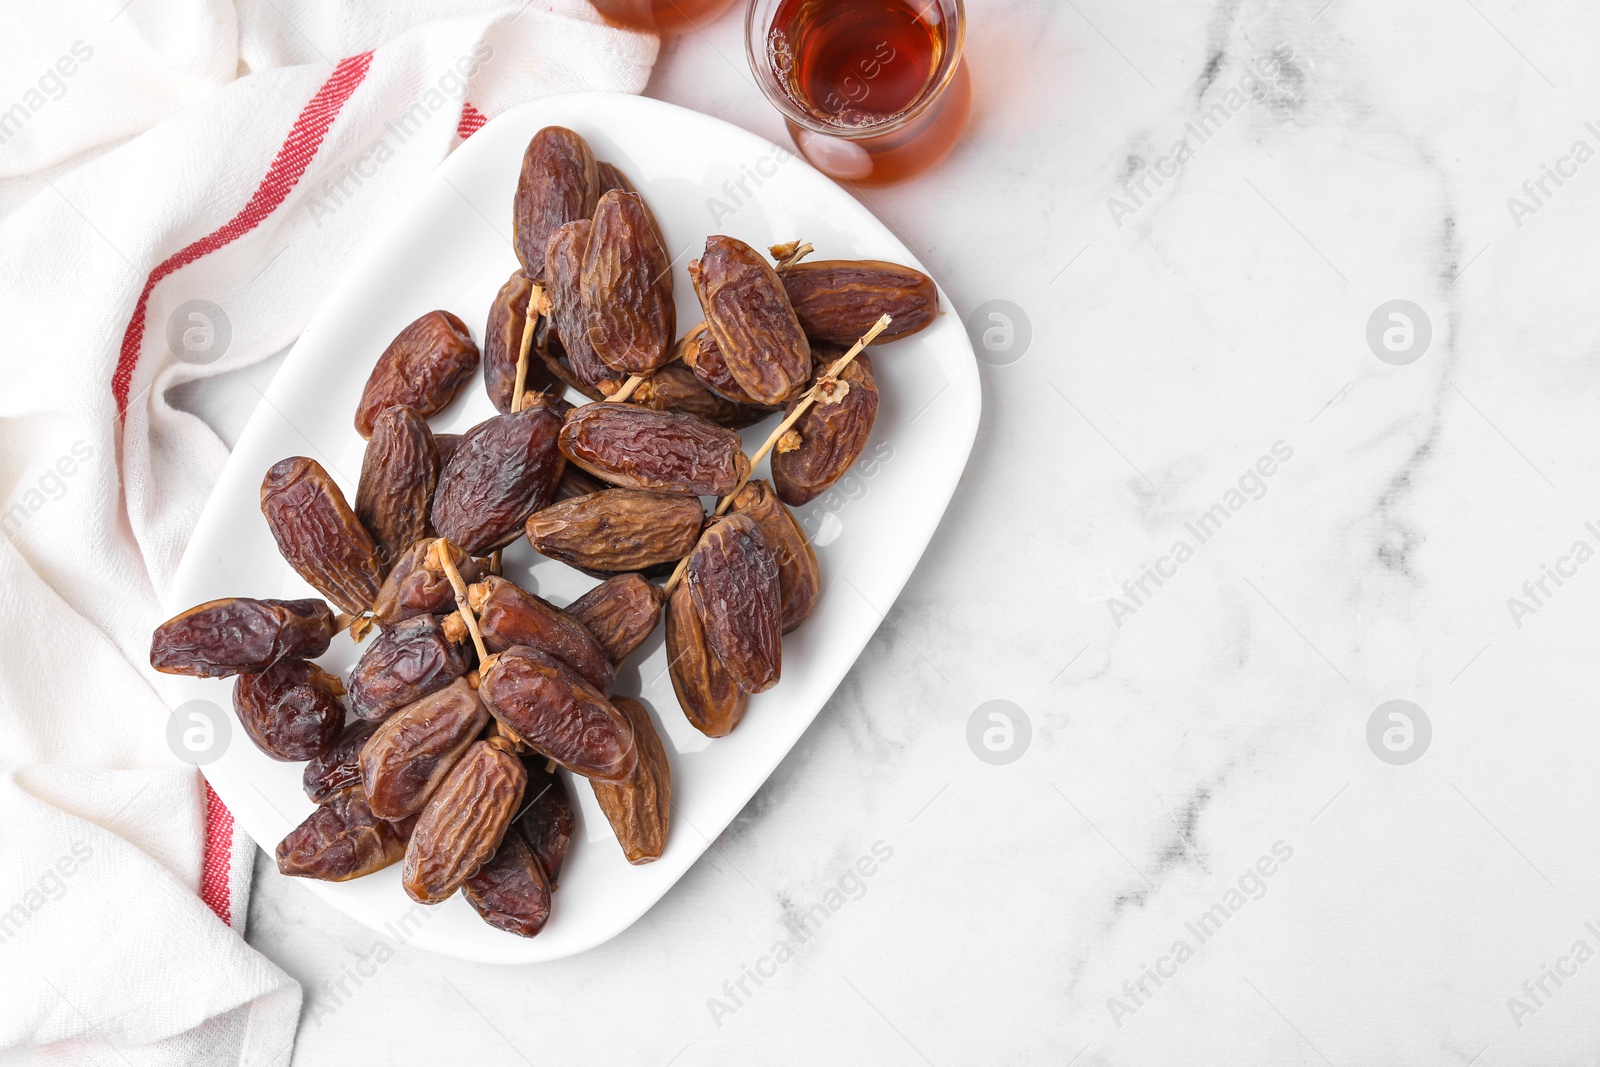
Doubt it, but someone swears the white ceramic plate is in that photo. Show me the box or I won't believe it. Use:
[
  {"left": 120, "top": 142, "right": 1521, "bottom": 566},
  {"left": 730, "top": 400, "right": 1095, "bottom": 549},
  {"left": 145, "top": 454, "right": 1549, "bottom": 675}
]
[{"left": 159, "top": 92, "right": 980, "bottom": 963}]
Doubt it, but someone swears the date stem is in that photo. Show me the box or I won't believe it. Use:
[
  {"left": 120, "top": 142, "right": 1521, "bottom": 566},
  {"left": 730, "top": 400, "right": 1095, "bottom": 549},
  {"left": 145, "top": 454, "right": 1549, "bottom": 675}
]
[
  {"left": 660, "top": 313, "right": 892, "bottom": 596},
  {"left": 512, "top": 284, "right": 546, "bottom": 415},
  {"left": 604, "top": 374, "right": 646, "bottom": 404},
  {"left": 434, "top": 538, "right": 492, "bottom": 666},
  {"left": 770, "top": 241, "right": 814, "bottom": 274}
]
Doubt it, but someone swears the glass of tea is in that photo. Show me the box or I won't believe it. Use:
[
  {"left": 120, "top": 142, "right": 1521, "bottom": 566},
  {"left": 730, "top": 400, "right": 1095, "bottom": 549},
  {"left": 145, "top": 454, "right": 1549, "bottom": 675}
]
[{"left": 745, "top": 0, "right": 970, "bottom": 185}]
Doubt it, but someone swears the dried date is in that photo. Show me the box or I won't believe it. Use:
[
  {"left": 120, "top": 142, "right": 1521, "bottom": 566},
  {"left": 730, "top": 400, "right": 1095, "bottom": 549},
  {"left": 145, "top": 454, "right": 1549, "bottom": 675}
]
[
  {"left": 685, "top": 514, "right": 782, "bottom": 693},
  {"left": 591, "top": 696, "right": 670, "bottom": 864},
  {"left": 517, "top": 759, "right": 575, "bottom": 882},
  {"left": 354, "top": 310, "right": 479, "bottom": 438},
  {"left": 580, "top": 190, "right": 675, "bottom": 375},
  {"left": 730, "top": 479, "right": 820, "bottom": 633},
  {"left": 233, "top": 658, "right": 345, "bottom": 761},
  {"left": 479, "top": 646, "right": 637, "bottom": 782},
  {"left": 304, "top": 719, "right": 379, "bottom": 804},
  {"left": 525, "top": 488, "right": 702, "bottom": 573},
  {"left": 547, "top": 219, "right": 625, "bottom": 392},
  {"left": 261, "top": 457, "right": 386, "bottom": 616},
  {"left": 679, "top": 325, "right": 782, "bottom": 409},
  {"left": 690, "top": 235, "right": 810, "bottom": 406},
  {"left": 468, "top": 576, "right": 614, "bottom": 693},
  {"left": 150, "top": 597, "right": 333, "bottom": 678},
  {"left": 360, "top": 677, "right": 490, "bottom": 820},
  {"left": 431, "top": 405, "right": 565, "bottom": 554},
  {"left": 780, "top": 259, "right": 938, "bottom": 345},
  {"left": 631, "top": 360, "right": 771, "bottom": 430},
  {"left": 463, "top": 828, "right": 552, "bottom": 937},
  {"left": 402, "top": 737, "right": 527, "bottom": 903},
  {"left": 483, "top": 269, "right": 561, "bottom": 413},
  {"left": 566, "top": 573, "right": 664, "bottom": 664},
  {"left": 371, "top": 539, "right": 485, "bottom": 628},
  {"left": 772, "top": 354, "right": 879, "bottom": 506},
  {"left": 348, "top": 613, "right": 471, "bottom": 722},
  {"left": 277, "top": 786, "right": 414, "bottom": 882},
  {"left": 559, "top": 404, "right": 749, "bottom": 497},
  {"left": 356, "top": 406, "right": 440, "bottom": 566},
  {"left": 665, "top": 582, "right": 747, "bottom": 737},
  {"left": 513, "top": 126, "right": 599, "bottom": 279}
]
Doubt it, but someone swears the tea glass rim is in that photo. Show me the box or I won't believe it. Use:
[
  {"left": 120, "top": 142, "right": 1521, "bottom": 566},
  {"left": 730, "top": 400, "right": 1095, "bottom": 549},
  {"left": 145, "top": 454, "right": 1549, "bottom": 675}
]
[{"left": 743, "top": 0, "right": 967, "bottom": 139}]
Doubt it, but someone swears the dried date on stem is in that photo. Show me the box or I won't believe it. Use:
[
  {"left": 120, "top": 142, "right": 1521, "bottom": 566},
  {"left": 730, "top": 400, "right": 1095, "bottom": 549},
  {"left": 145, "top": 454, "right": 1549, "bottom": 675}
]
[
  {"left": 403, "top": 736, "right": 527, "bottom": 904},
  {"left": 304, "top": 719, "right": 380, "bottom": 804},
  {"left": 151, "top": 597, "right": 334, "bottom": 678},
  {"left": 479, "top": 645, "right": 637, "bottom": 782},
  {"left": 467, "top": 575, "right": 614, "bottom": 693},
  {"left": 591, "top": 697, "right": 671, "bottom": 864},
  {"left": 484, "top": 270, "right": 561, "bottom": 413},
  {"left": 354, "top": 310, "right": 479, "bottom": 438},
  {"left": 680, "top": 323, "right": 784, "bottom": 409},
  {"left": 277, "top": 786, "right": 414, "bottom": 882},
  {"left": 630, "top": 360, "right": 771, "bottom": 430},
  {"left": 581, "top": 190, "right": 676, "bottom": 376},
  {"left": 566, "top": 573, "right": 664, "bottom": 664},
  {"left": 772, "top": 354, "right": 880, "bottom": 506},
  {"left": 371, "top": 539, "right": 486, "bottom": 628},
  {"left": 234, "top": 658, "right": 346, "bottom": 762},
  {"left": 517, "top": 759, "right": 575, "bottom": 882},
  {"left": 665, "top": 582, "right": 747, "bottom": 738},
  {"left": 690, "top": 235, "right": 810, "bottom": 406},
  {"left": 261, "top": 457, "right": 386, "bottom": 616},
  {"left": 513, "top": 126, "right": 599, "bottom": 280},
  {"left": 686, "top": 514, "right": 782, "bottom": 693},
  {"left": 463, "top": 829, "right": 552, "bottom": 937},
  {"left": 780, "top": 259, "right": 938, "bottom": 345},
  {"left": 361, "top": 677, "right": 491, "bottom": 820},
  {"left": 348, "top": 613, "right": 471, "bottom": 722},
  {"left": 356, "top": 406, "right": 440, "bottom": 567},
  {"left": 559, "top": 404, "right": 749, "bottom": 496},
  {"left": 431, "top": 404, "right": 565, "bottom": 554},
  {"left": 526, "top": 488, "right": 703, "bottom": 573},
  {"left": 547, "top": 219, "right": 625, "bottom": 393},
  {"left": 730, "top": 480, "right": 820, "bottom": 633}
]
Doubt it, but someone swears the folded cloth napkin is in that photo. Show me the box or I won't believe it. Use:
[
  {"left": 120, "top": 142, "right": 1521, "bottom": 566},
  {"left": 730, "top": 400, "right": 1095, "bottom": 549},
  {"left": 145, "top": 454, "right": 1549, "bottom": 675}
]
[{"left": 0, "top": 2, "right": 655, "bottom": 1063}]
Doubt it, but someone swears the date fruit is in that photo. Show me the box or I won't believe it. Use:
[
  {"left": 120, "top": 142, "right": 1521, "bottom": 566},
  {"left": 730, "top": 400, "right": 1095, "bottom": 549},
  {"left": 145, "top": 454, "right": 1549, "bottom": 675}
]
[
  {"left": 679, "top": 325, "right": 781, "bottom": 409},
  {"left": 479, "top": 646, "right": 637, "bottom": 782},
  {"left": 304, "top": 719, "right": 380, "bottom": 804},
  {"left": 580, "top": 190, "right": 675, "bottom": 375},
  {"left": 463, "top": 829, "right": 552, "bottom": 937},
  {"left": 370, "top": 539, "right": 485, "bottom": 628},
  {"left": 685, "top": 514, "right": 782, "bottom": 693},
  {"left": 233, "top": 658, "right": 346, "bottom": 761},
  {"left": 356, "top": 406, "right": 440, "bottom": 566},
  {"left": 517, "top": 759, "right": 575, "bottom": 882},
  {"left": 403, "top": 736, "right": 527, "bottom": 903},
  {"left": 468, "top": 575, "right": 614, "bottom": 693},
  {"left": 546, "top": 219, "right": 624, "bottom": 392},
  {"left": 690, "top": 235, "right": 810, "bottom": 406},
  {"left": 348, "top": 613, "right": 471, "bottom": 722},
  {"left": 591, "top": 696, "right": 670, "bottom": 864},
  {"left": 772, "top": 355, "right": 879, "bottom": 506},
  {"left": 526, "top": 488, "right": 702, "bottom": 573},
  {"left": 277, "top": 786, "right": 414, "bottom": 882},
  {"left": 431, "top": 405, "right": 565, "bottom": 554},
  {"left": 261, "top": 457, "right": 386, "bottom": 616},
  {"left": 665, "top": 582, "right": 747, "bottom": 737},
  {"left": 513, "top": 126, "right": 599, "bottom": 279},
  {"left": 361, "top": 677, "right": 490, "bottom": 820},
  {"left": 730, "top": 479, "right": 820, "bottom": 633},
  {"left": 354, "top": 310, "right": 479, "bottom": 438},
  {"left": 780, "top": 259, "right": 937, "bottom": 345},
  {"left": 555, "top": 462, "right": 611, "bottom": 502},
  {"left": 567, "top": 573, "right": 664, "bottom": 664},
  {"left": 559, "top": 404, "right": 749, "bottom": 497},
  {"left": 483, "top": 269, "right": 561, "bottom": 413},
  {"left": 151, "top": 597, "right": 334, "bottom": 678},
  {"left": 632, "top": 360, "right": 771, "bottom": 430}
]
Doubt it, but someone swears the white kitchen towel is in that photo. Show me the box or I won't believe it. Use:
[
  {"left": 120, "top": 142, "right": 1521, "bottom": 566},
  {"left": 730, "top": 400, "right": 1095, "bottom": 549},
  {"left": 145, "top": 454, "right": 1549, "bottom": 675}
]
[{"left": 0, "top": 2, "right": 656, "bottom": 1064}]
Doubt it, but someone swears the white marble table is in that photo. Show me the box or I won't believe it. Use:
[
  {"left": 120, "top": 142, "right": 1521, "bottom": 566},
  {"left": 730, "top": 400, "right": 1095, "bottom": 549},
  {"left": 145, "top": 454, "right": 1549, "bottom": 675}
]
[{"left": 234, "top": 1, "right": 1600, "bottom": 1062}]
